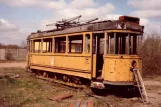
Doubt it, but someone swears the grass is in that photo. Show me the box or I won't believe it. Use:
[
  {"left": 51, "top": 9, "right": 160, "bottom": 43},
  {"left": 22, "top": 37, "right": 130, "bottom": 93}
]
[
  {"left": 1, "top": 67, "right": 160, "bottom": 107},
  {"left": 0, "top": 67, "right": 144, "bottom": 107},
  {"left": 0, "top": 67, "right": 63, "bottom": 107},
  {"left": 0, "top": 67, "right": 110, "bottom": 107}
]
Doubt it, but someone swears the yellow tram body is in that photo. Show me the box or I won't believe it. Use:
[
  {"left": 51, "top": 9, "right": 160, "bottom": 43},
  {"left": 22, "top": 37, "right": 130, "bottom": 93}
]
[{"left": 27, "top": 16, "right": 144, "bottom": 88}]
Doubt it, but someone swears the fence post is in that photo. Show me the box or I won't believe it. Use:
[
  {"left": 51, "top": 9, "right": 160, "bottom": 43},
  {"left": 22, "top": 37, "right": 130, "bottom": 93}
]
[
  {"left": 5, "top": 49, "right": 6, "bottom": 60},
  {"left": 17, "top": 49, "right": 19, "bottom": 60}
]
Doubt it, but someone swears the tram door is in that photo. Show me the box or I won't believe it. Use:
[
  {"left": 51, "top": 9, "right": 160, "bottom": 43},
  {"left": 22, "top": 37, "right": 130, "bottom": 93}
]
[{"left": 93, "top": 33, "right": 104, "bottom": 78}]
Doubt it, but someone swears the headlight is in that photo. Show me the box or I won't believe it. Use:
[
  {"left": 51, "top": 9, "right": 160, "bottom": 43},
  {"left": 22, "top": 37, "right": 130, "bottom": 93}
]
[
  {"left": 131, "top": 60, "right": 137, "bottom": 67},
  {"left": 117, "top": 23, "right": 126, "bottom": 29}
]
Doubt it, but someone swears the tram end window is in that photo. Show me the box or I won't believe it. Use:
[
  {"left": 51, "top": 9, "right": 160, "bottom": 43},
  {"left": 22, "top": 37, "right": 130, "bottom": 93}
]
[
  {"left": 109, "top": 33, "right": 115, "bottom": 54},
  {"left": 129, "top": 34, "right": 137, "bottom": 55},
  {"left": 108, "top": 33, "right": 138, "bottom": 55},
  {"left": 105, "top": 33, "right": 109, "bottom": 54}
]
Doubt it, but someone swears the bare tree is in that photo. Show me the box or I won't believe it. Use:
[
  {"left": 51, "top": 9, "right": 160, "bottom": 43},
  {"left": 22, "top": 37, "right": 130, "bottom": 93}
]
[{"left": 139, "top": 32, "right": 161, "bottom": 76}]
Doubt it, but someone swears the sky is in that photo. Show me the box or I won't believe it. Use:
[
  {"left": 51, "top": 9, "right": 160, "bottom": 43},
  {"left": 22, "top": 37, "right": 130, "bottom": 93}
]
[{"left": 0, "top": 0, "right": 161, "bottom": 45}]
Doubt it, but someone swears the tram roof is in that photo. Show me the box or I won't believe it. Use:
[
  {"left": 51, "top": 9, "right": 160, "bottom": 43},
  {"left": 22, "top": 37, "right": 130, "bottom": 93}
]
[{"left": 28, "top": 16, "right": 143, "bottom": 39}]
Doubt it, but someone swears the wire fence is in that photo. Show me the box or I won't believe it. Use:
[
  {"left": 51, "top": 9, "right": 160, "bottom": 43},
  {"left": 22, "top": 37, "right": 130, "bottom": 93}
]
[{"left": 0, "top": 49, "right": 26, "bottom": 61}]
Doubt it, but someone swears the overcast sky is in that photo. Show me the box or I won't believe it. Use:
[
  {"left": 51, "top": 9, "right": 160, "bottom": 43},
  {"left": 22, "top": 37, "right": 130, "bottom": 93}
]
[{"left": 0, "top": 0, "right": 161, "bottom": 45}]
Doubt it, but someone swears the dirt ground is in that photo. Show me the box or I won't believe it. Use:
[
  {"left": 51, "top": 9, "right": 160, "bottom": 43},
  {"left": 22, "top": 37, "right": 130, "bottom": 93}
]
[
  {"left": 0, "top": 63, "right": 161, "bottom": 107},
  {"left": 0, "top": 62, "right": 26, "bottom": 68}
]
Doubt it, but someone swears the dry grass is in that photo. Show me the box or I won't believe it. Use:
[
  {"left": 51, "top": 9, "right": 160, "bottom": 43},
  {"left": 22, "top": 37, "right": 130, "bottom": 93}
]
[
  {"left": 0, "top": 67, "right": 142, "bottom": 107},
  {"left": 1, "top": 67, "right": 161, "bottom": 107},
  {"left": 0, "top": 67, "right": 66, "bottom": 107}
]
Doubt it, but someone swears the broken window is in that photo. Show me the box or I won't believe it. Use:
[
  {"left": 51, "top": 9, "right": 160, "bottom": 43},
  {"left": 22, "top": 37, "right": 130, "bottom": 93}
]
[
  {"left": 42, "top": 38, "right": 52, "bottom": 53},
  {"left": 55, "top": 37, "right": 66, "bottom": 53},
  {"left": 68, "top": 35, "right": 83, "bottom": 53},
  {"left": 33, "top": 39, "right": 41, "bottom": 53}
]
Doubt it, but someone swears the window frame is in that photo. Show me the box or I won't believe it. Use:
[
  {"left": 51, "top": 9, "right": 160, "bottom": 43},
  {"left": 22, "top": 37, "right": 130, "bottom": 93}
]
[
  {"left": 85, "top": 34, "right": 91, "bottom": 54},
  {"left": 32, "top": 39, "right": 42, "bottom": 53},
  {"left": 42, "top": 38, "right": 53, "bottom": 53},
  {"left": 68, "top": 34, "right": 84, "bottom": 54},
  {"left": 54, "top": 36, "right": 66, "bottom": 53},
  {"left": 107, "top": 32, "right": 139, "bottom": 55}
]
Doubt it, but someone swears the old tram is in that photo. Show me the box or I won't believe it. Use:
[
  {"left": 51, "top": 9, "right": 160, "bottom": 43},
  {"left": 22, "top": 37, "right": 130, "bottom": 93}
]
[{"left": 26, "top": 15, "right": 144, "bottom": 89}]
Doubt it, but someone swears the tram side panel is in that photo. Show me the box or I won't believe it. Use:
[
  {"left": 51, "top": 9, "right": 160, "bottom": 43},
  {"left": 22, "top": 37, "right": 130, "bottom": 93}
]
[{"left": 30, "top": 54, "right": 92, "bottom": 79}]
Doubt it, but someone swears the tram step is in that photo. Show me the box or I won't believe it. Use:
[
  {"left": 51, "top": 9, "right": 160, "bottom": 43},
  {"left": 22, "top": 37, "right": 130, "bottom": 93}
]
[{"left": 96, "top": 76, "right": 103, "bottom": 81}]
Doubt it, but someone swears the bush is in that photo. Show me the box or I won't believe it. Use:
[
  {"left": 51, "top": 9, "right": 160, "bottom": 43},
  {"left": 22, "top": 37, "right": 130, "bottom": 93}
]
[{"left": 139, "top": 33, "right": 161, "bottom": 76}]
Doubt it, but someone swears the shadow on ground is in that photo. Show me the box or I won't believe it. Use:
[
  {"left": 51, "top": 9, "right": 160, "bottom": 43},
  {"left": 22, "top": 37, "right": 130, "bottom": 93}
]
[{"left": 92, "top": 85, "right": 140, "bottom": 98}]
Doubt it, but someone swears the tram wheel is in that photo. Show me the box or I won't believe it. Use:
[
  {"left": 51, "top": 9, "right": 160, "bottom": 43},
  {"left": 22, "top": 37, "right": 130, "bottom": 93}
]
[
  {"left": 63, "top": 75, "right": 68, "bottom": 82},
  {"left": 43, "top": 72, "right": 48, "bottom": 78}
]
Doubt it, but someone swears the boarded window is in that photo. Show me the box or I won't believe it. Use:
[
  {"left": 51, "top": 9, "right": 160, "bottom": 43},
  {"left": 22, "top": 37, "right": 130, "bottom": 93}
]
[
  {"left": 55, "top": 37, "right": 66, "bottom": 53},
  {"left": 68, "top": 35, "right": 83, "bottom": 53}
]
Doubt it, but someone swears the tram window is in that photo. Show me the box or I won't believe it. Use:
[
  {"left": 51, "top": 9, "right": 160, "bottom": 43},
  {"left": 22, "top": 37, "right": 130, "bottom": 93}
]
[
  {"left": 115, "top": 33, "right": 127, "bottom": 54},
  {"left": 129, "top": 35, "right": 137, "bottom": 54},
  {"left": 137, "top": 35, "right": 141, "bottom": 52},
  {"left": 33, "top": 39, "right": 41, "bottom": 53},
  {"left": 55, "top": 37, "right": 66, "bottom": 53},
  {"left": 68, "top": 35, "right": 83, "bottom": 53},
  {"left": 114, "top": 33, "right": 130, "bottom": 54},
  {"left": 105, "top": 34, "right": 109, "bottom": 54},
  {"left": 27, "top": 41, "right": 30, "bottom": 52},
  {"left": 85, "top": 34, "right": 90, "bottom": 54},
  {"left": 43, "top": 38, "right": 52, "bottom": 53},
  {"left": 108, "top": 33, "right": 138, "bottom": 55},
  {"left": 109, "top": 34, "right": 115, "bottom": 54},
  {"left": 30, "top": 40, "right": 32, "bottom": 53},
  {"left": 133, "top": 35, "right": 137, "bottom": 54}
]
